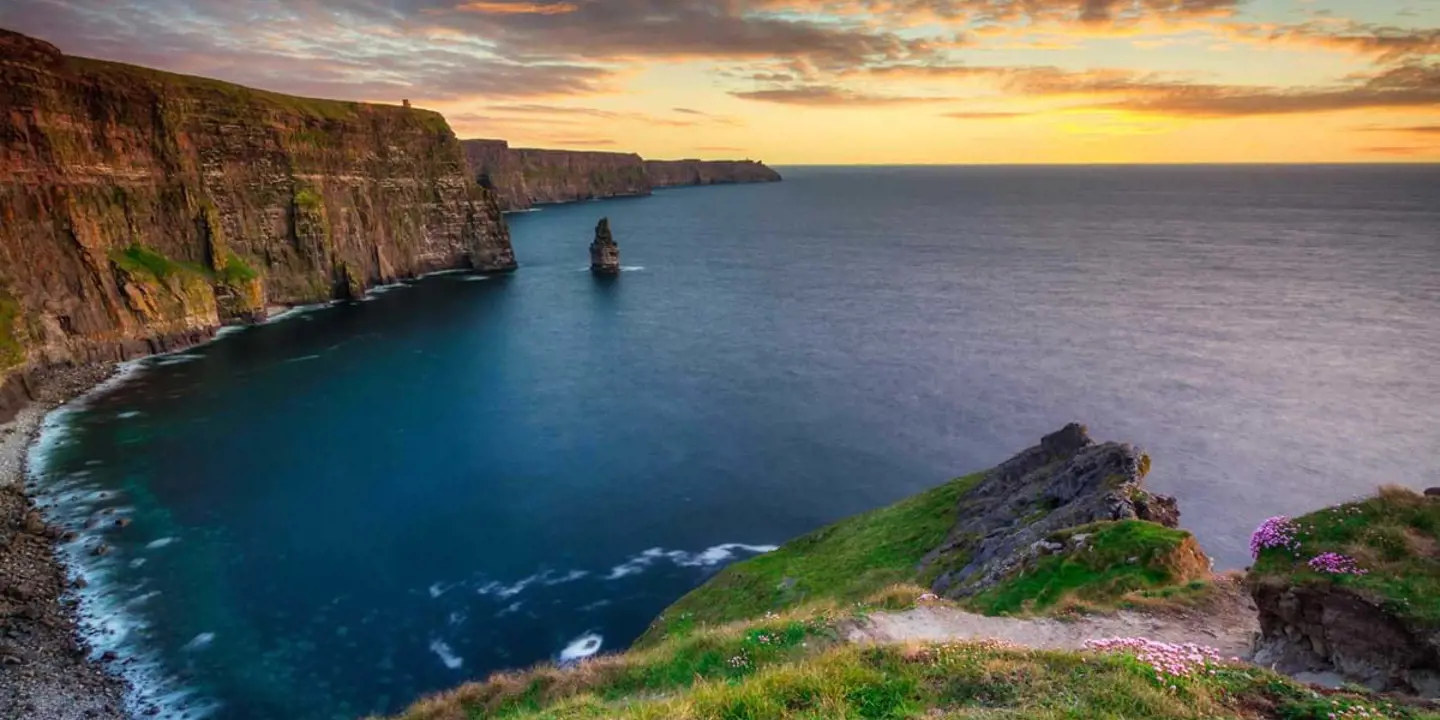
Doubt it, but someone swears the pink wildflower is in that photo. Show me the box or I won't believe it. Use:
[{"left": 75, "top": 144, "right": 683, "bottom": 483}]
[
  {"left": 1250, "top": 516, "right": 1300, "bottom": 558},
  {"left": 1084, "top": 638, "right": 1224, "bottom": 680},
  {"left": 1308, "top": 552, "right": 1367, "bottom": 575}
]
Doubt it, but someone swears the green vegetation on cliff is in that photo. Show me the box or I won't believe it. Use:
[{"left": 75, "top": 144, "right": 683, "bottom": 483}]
[
  {"left": 1250, "top": 486, "right": 1440, "bottom": 627},
  {"left": 639, "top": 473, "right": 983, "bottom": 645},
  {"left": 110, "top": 244, "right": 201, "bottom": 282},
  {"left": 0, "top": 290, "right": 24, "bottom": 370},
  {"left": 968, "top": 520, "right": 1211, "bottom": 616}
]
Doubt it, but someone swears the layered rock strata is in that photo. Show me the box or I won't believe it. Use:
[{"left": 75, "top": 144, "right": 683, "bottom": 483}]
[{"left": 0, "top": 28, "right": 515, "bottom": 421}]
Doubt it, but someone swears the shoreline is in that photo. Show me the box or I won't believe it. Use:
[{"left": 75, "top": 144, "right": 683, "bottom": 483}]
[
  {"left": 0, "top": 363, "right": 128, "bottom": 720},
  {"left": 0, "top": 269, "right": 502, "bottom": 718}
]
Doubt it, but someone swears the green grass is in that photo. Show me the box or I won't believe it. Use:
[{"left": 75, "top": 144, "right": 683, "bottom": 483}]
[
  {"left": 218, "top": 252, "right": 259, "bottom": 285},
  {"left": 0, "top": 290, "right": 24, "bottom": 370},
  {"left": 394, "top": 615, "right": 838, "bottom": 719},
  {"left": 966, "top": 520, "right": 1210, "bottom": 616},
  {"left": 109, "top": 244, "right": 201, "bottom": 281},
  {"left": 1249, "top": 486, "right": 1440, "bottom": 628},
  {"left": 388, "top": 619, "right": 1438, "bottom": 720},
  {"left": 637, "top": 473, "right": 984, "bottom": 646},
  {"left": 293, "top": 187, "right": 324, "bottom": 212}
]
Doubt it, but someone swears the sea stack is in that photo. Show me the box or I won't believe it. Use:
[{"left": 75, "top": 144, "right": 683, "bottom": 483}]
[{"left": 590, "top": 217, "right": 620, "bottom": 274}]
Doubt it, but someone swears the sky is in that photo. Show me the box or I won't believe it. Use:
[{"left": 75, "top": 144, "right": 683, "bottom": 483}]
[{"left": 3, "top": 0, "right": 1439, "bottom": 163}]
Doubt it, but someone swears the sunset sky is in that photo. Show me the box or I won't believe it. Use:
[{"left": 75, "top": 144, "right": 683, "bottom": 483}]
[{"left": 3, "top": 0, "right": 1438, "bottom": 163}]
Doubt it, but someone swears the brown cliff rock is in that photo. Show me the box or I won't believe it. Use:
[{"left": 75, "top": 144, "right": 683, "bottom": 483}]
[
  {"left": 461, "top": 139, "right": 783, "bottom": 211},
  {"left": 462, "top": 139, "right": 649, "bottom": 211},
  {"left": 644, "top": 159, "right": 782, "bottom": 188},
  {"left": 0, "top": 28, "right": 515, "bottom": 420}
]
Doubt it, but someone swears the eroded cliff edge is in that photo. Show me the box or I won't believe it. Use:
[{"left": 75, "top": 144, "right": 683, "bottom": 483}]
[
  {"left": 0, "top": 29, "right": 516, "bottom": 421},
  {"left": 461, "top": 139, "right": 782, "bottom": 211},
  {"left": 644, "top": 159, "right": 782, "bottom": 188}
]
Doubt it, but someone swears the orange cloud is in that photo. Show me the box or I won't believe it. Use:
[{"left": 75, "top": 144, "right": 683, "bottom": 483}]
[{"left": 455, "top": 1, "right": 578, "bottom": 15}]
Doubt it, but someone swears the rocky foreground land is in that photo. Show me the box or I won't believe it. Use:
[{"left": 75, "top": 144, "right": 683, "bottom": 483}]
[
  {"left": 0, "top": 365, "right": 126, "bottom": 720},
  {"left": 387, "top": 425, "right": 1440, "bottom": 720}
]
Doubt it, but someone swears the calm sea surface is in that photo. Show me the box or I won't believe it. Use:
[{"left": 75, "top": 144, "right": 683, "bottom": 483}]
[{"left": 29, "top": 166, "right": 1440, "bottom": 718}]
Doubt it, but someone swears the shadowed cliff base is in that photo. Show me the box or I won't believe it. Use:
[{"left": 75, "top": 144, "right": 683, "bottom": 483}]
[{"left": 461, "top": 138, "right": 782, "bottom": 211}]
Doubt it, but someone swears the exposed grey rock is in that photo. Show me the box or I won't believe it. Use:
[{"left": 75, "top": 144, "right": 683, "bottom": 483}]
[
  {"left": 590, "top": 218, "right": 620, "bottom": 275},
  {"left": 1252, "top": 580, "right": 1440, "bottom": 697},
  {"left": 1425, "top": 488, "right": 1440, "bottom": 498},
  {"left": 924, "top": 423, "right": 1180, "bottom": 598}
]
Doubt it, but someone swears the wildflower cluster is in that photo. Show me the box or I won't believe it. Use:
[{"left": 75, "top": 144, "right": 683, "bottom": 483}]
[
  {"left": 1308, "top": 552, "right": 1368, "bottom": 576},
  {"left": 1084, "top": 638, "right": 1225, "bottom": 684},
  {"left": 1251, "top": 515, "right": 1301, "bottom": 558},
  {"left": 1324, "top": 697, "right": 1397, "bottom": 719},
  {"left": 727, "top": 651, "right": 749, "bottom": 669}
]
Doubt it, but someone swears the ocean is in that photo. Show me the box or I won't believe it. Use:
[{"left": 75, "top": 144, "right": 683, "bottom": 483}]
[{"left": 27, "top": 165, "right": 1440, "bottom": 718}]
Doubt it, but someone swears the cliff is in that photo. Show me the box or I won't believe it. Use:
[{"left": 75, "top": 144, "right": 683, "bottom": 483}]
[
  {"left": 644, "top": 159, "right": 782, "bottom": 188},
  {"left": 461, "top": 139, "right": 783, "bottom": 211},
  {"left": 1249, "top": 486, "right": 1440, "bottom": 696},
  {"left": 0, "top": 28, "right": 515, "bottom": 421},
  {"left": 461, "top": 139, "right": 649, "bottom": 211}
]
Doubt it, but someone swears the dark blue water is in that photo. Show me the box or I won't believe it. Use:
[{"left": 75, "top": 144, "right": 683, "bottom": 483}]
[{"left": 30, "top": 166, "right": 1440, "bottom": 719}]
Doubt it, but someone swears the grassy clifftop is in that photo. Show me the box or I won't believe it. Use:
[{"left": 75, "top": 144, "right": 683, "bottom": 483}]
[
  {"left": 638, "top": 473, "right": 985, "bottom": 645},
  {"left": 1249, "top": 486, "right": 1440, "bottom": 628}
]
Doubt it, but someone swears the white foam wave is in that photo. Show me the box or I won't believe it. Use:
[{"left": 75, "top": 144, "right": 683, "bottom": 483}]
[
  {"left": 145, "top": 537, "right": 178, "bottom": 550},
  {"left": 183, "top": 633, "right": 216, "bottom": 651},
  {"left": 282, "top": 355, "right": 322, "bottom": 365},
  {"left": 620, "top": 266, "right": 645, "bottom": 271},
  {"left": 148, "top": 353, "right": 203, "bottom": 367},
  {"left": 430, "top": 639, "right": 464, "bottom": 669},
  {"left": 27, "top": 377, "right": 222, "bottom": 718},
  {"left": 462, "top": 275, "right": 491, "bottom": 282},
  {"left": 477, "top": 576, "right": 536, "bottom": 600},
  {"left": 605, "top": 544, "right": 777, "bottom": 580},
  {"left": 117, "top": 411, "right": 144, "bottom": 420},
  {"left": 496, "top": 601, "right": 522, "bottom": 618},
  {"left": 559, "top": 633, "right": 603, "bottom": 663},
  {"left": 544, "top": 570, "right": 589, "bottom": 585},
  {"left": 263, "top": 303, "right": 329, "bottom": 324},
  {"left": 447, "top": 611, "right": 467, "bottom": 626},
  {"left": 474, "top": 569, "right": 589, "bottom": 599},
  {"left": 428, "top": 582, "right": 449, "bottom": 599}
]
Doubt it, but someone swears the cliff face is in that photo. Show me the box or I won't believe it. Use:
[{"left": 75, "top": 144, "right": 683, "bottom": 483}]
[
  {"left": 0, "top": 29, "right": 514, "bottom": 419},
  {"left": 462, "top": 139, "right": 649, "bottom": 211},
  {"left": 461, "top": 139, "right": 783, "bottom": 211},
  {"left": 644, "top": 159, "right": 782, "bottom": 188}
]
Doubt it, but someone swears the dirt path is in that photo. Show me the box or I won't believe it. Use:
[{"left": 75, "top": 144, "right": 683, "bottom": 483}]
[{"left": 845, "top": 579, "right": 1259, "bottom": 660}]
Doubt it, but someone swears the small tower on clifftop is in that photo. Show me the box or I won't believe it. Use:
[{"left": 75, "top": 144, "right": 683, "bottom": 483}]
[
  {"left": 590, "top": 218, "right": 620, "bottom": 275},
  {"left": 402, "top": 99, "right": 411, "bottom": 109}
]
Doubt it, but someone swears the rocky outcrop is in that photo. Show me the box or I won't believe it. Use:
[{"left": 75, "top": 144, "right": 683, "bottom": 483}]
[
  {"left": 644, "top": 159, "right": 782, "bottom": 188},
  {"left": 924, "top": 423, "right": 1182, "bottom": 597},
  {"left": 461, "top": 139, "right": 783, "bottom": 211},
  {"left": 590, "top": 218, "right": 620, "bottom": 274},
  {"left": 1251, "top": 581, "right": 1440, "bottom": 696},
  {"left": 461, "top": 139, "right": 649, "bottom": 211},
  {"left": 0, "top": 28, "right": 515, "bottom": 421}
]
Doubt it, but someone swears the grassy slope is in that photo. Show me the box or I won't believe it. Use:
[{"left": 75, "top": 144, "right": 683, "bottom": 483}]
[
  {"left": 637, "top": 473, "right": 984, "bottom": 646},
  {"left": 390, "top": 598, "right": 1437, "bottom": 720},
  {"left": 1249, "top": 486, "right": 1440, "bottom": 628},
  {"left": 968, "top": 520, "right": 1211, "bottom": 616}
]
